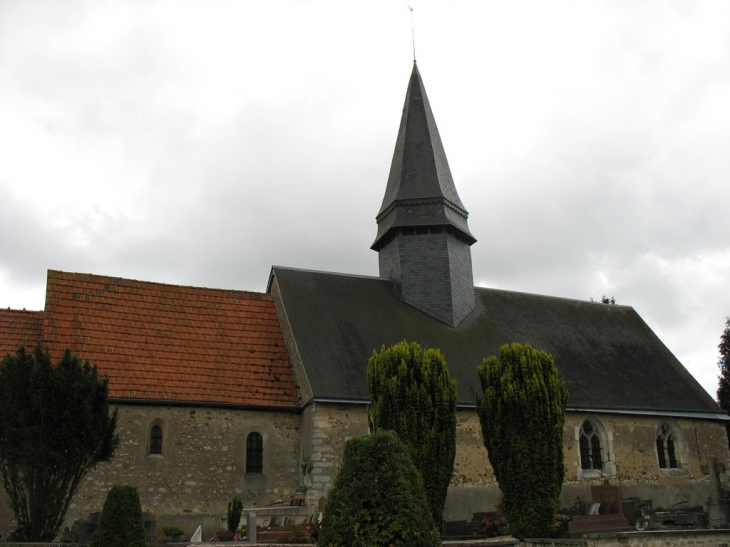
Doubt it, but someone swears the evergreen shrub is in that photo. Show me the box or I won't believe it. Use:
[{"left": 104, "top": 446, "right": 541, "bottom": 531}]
[
  {"left": 318, "top": 430, "right": 440, "bottom": 547},
  {"left": 367, "top": 341, "right": 457, "bottom": 529},
  {"left": 0, "top": 345, "right": 118, "bottom": 541},
  {"left": 89, "top": 484, "right": 146, "bottom": 547},
  {"left": 476, "top": 343, "right": 568, "bottom": 540},
  {"left": 227, "top": 495, "right": 243, "bottom": 531}
]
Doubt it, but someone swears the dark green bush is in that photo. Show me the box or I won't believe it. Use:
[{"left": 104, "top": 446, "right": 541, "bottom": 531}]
[
  {"left": 318, "top": 430, "right": 440, "bottom": 547},
  {"left": 367, "top": 341, "right": 457, "bottom": 530},
  {"left": 476, "top": 343, "right": 568, "bottom": 540},
  {"left": 89, "top": 485, "right": 146, "bottom": 547},
  {"left": 163, "top": 523, "right": 185, "bottom": 537}
]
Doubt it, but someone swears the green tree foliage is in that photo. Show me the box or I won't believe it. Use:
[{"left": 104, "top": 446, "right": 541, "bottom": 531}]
[
  {"left": 475, "top": 343, "right": 568, "bottom": 539},
  {"left": 716, "top": 318, "right": 730, "bottom": 440},
  {"left": 590, "top": 295, "right": 616, "bottom": 305},
  {"left": 227, "top": 495, "right": 243, "bottom": 531},
  {"left": 0, "top": 345, "right": 119, "bottom": 542},
  {"left": 318, "top": 430, "right": 440, "bottom": 547},
  {"left": 89, "top": 485, "right": 146, "bottom": 547},
  {"left": 367, "top": 341, "right": 457, "bottom": 530}
]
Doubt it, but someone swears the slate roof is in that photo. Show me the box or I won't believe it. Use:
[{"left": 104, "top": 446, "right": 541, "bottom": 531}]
[
  {"left": 271, "top": 266, "right": 722, "bottom": 417},
  {"left": 31, "top": 270, "right": 299, "bottom": 407},
  {"left": 373, "top": 63, "right": 475, "bottom": 249},
  {"left": 0, "top": 308, "right": 44, "bottom": 358}
]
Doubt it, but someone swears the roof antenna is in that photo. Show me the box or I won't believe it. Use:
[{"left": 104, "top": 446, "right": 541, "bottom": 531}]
[{"left": 408, "top": 5, "right": 416, "bottom": 63}]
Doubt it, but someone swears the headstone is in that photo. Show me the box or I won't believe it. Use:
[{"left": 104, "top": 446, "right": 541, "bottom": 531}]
[
  {"left": 591, "top": 485, "right": 621, "bottom": 514},
  {"left": 190, "top": 525, "right": 202, "bottom": 543},
  {"left": 707, "top": 455, "right": 730, "bottom": 527},
  {"left": 248, "top": 511, "right": 257, "bottom": 545}
]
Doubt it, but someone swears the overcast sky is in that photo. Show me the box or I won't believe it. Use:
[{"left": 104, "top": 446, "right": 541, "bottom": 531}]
[{"left": 1, "top": 1, "right": 728, "bottom": 398}]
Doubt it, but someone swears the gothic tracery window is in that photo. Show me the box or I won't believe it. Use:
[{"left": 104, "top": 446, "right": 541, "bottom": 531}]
[
  {"left": 579, "top": 420, "right": 603, "bottom": 470},
  {"left": 246, "top": 432, "right": 263, "bottom": 473},
  {"left": 656, "top": 424, "right": 678, "bottom": 469}
]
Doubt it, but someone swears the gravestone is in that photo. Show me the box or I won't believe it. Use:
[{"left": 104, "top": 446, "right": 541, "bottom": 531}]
[{"left": 591, "top": 485, "right": 621, "bottom": 514}]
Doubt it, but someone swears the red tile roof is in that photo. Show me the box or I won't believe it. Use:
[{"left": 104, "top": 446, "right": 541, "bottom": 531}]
[
  {"left": 41, "top": 270, "right": 299, "bottom": 407},
  {"left": 0, "top": 308, "right": 44, "bottom": 358}
]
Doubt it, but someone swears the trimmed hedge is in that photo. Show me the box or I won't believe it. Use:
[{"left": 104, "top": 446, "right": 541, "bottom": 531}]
[
  {"left": 476, "top": 343, "right": 568, "bottom": 540},
  {"left": 89, "top": 485, "right": 146, "bottom": 547},
  {"left": 367, "top": 341, "right": 457, "bottom": 530},
  {"left": 319, "top": 431, "right": 440, "bottom": 547}
]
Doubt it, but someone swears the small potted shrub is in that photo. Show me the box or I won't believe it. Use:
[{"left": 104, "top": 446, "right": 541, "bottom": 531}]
[
  {"left": 216, "top": 496, "right": 243, "bottom": 541},
  {"left": 163, "top": 524, "right": 185, "bottom": 543}
]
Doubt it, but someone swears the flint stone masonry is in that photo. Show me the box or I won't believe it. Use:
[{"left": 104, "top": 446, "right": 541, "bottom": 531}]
[
  {"left": 300, "top": 405, "right": 730, "bottom": 522},
  {"left": 0, "top": 404, "right": 301, "bottom": 538},
  {"left": 446, "top": 411, "right": 730, "bottom": 520},
  {"left": 305, "top": 402, "right": 368, "bottom": 502}
]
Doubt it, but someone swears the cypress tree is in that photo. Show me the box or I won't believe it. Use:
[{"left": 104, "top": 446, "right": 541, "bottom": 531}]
[
  {"left": 0, "top": 345, "right": 118, "bottom": 542},
  {"left": 367, "top": 341, "right": 457, "bottom": 531},
  {"left": 475, "top": 343, "right": 567, "bottom": 540},
  {"left": 716, "top": 318, "right": 730, "bottom": 442}
]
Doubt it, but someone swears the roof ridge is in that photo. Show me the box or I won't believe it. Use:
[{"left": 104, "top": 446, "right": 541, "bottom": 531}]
[
  {"left": 474, "top": 285, "right": 634, "bottom": 308},
  {"left": 47, "top": 269, "right": 271, "bottom": 301},
  {"left": 0, "top": 308, "right": 44, "bottom": 314},
  {"left": 271, "top": 265, "right": 384, "bottom": 281}
]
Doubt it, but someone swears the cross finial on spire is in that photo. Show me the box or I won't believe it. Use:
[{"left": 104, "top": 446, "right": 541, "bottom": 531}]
[{"left": 408, "top": 5, "right": 416, "bottom": 63}]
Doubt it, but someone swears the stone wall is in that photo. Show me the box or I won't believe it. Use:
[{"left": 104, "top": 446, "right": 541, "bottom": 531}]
[
  {"left": 445, "top": 410, "right": 730, "bottom": 520},
  {"left": 304, "top": 402, "right": 369, "bottom": 507},
  {"left": 2, "top": 402, "right": 728, "bottom": 538},
  {"left": 525, "top": 530, "right": 730, "bottom": 547},
  {"left": 0, "top": 403, "right": 301, "bottom": 541},
  {"left": 302, "top": 404, "right": 729, "bottom": 522}
]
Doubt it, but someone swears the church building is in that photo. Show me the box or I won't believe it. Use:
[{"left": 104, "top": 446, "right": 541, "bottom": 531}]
[{"left": 1, "top": 63, "right": 728, "bottom": 538}]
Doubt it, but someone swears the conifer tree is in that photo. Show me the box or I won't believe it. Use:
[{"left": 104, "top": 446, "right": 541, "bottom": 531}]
[
  {"left": 475, "top": 343, "right": 567, "bottom": 540},
  {"left": 716, "top": 318, "right": 730, "bottom": 439},
  {"left": 367, "top": 341, "right": 457, "bottom": 531},
  {"left": 0, "top": 346, "right": 118, "bottom": 542},
  {"left": 90, "top": 485, "right": 147, "bottom": 547},
  {"left": 319, "top": 431, "right": 440, "bottom": 547}
]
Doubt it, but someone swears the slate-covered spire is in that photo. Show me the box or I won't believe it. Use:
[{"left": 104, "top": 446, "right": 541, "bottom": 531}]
[
  {"left": 372, "top": 62, "right": 475, "bottom": 250},
  {"left": 373, "top": 63, "right": 476, "bottom": 327}
]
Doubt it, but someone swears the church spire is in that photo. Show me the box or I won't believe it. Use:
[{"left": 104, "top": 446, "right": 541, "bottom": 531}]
[
  {"left": 372, "top": 63, "right": 475, "bottom": 250},
  {"left": 373, "top": 64, "right": 477, "bottom": 327}
]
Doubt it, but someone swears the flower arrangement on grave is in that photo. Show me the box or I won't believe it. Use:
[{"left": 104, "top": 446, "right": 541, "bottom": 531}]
[
  {"left": 234, "top": 524, "right": 247, "bottom": 541},
  {"left": 276, "top": 525, "right": 315, "bottom": 544},
  {"left": 555, "top": 513, "right": 571, "bottom": 535},
  {"left": 476, "top": 517, "right": 498, "bottom": 537}
]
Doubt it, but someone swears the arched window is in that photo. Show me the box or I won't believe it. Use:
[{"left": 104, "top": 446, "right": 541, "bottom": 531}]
[
  {"left": 246, "top": 432, "right": 263, "bottom": 473},
  {"left": 656, "top": 424, "right": 678, "bottom": 469},
  {"left": 579, "top": 420, "right": 603, "bottom": 470},
  {"left": 149, "top": 425, "right": 163, "bottom": 455}
]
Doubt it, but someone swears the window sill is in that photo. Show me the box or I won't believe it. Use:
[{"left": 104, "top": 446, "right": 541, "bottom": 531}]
[
  {"left": 659, "top": 467, "right": 688, "bottom": 477},
  {"left": 579, "top": 469, "right": 602, "bottom": 480}
]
